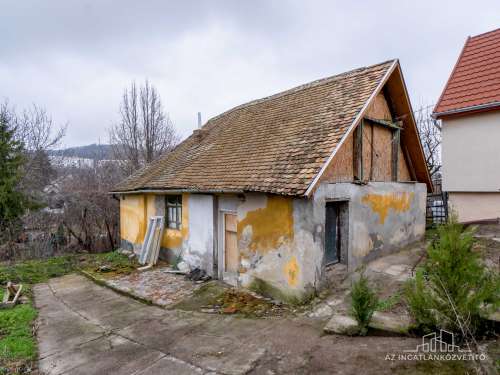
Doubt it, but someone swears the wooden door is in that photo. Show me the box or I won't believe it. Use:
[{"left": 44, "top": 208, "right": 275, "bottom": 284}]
[
  {"left": 325, "top": 202, "right": 340, "bottom": 264},
  {"left": 224, "top": 213, "right": 239, "bottom": 273}
]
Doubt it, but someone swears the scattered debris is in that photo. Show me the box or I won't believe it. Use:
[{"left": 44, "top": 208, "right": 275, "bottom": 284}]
[
  {"left": 200, "top": 308, "right": 218, "bottom": 314},
  {"left": 137, "top": 264, "right": 153, "bottom": 272},
  {"left": 98, "top": 265, "right": 113, "bottom": 273},
  {"left": 222, "top": 305, "right": 237, "bottom": 314},
  {"left": 308, "top": 304, "right": 333, "bottom": 319},
  {"left": 1, "top": 281, "right": 23, "bottom": 309},
  {"left": 368, "top": 311, "right": 412, "bottom": 334},
  {"left": 163, "top": 269, "right": 187, "bottom": 275},
  {"left": 210, "top": 289, "right": 288, "bottom": 317},
  {"left": 173, "top": 281, "right": 290, "bottom": 318},
  {"left": 323, "top": 314, "right": 359, "bottom": 335},
  {"left": 176, "top": 261, "right": 190, "bottom": 273},
  {"left": 185, "top": 268, "right": 211, "bottom": 282},
  {"left": 117, "top": 248, "right": 134, "bottom": 256},
  {"left": 138, "top": 216, "right": 164, "bottom": 267}
]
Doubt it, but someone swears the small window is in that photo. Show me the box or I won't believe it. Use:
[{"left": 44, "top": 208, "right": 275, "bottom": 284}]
[{"left": 166, "top": 195, "right": 182, "bottom": 229}]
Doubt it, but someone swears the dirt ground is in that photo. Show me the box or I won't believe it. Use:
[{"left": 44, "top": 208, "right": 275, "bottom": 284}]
[
  {"left": 472, "top": 223, "right": 500, "bottom": 272},
  {"left": 34, "top": 274, "right": 485, "bottom": 375},
  {"left": 32, "top": 228, "right": 499, "bottom": 374}
]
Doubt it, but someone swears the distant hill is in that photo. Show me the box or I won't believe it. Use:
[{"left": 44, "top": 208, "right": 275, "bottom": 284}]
[{"left": 49, "top": 144, "right": 115, "bottom": 160}]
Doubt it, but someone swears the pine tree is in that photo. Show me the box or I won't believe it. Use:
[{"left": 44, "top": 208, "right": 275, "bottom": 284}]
[{"left": 0, "top": 110, "right": 26, "bottom": 240}]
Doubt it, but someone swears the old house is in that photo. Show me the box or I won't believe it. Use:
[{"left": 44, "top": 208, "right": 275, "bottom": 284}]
[
  {"left": 433, "top": 28, "right": 500, "bottom": 223},
  {"left": 112, "top": 59, "right": 431, "bottom": 301}
]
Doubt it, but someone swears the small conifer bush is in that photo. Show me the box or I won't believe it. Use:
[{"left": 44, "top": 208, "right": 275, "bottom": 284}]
[
  {"left": 405, "top": 219, "right": 499, "bottom": 335},
  {"left": 350, "top": 272, "right": 379, "bottom": 335}
]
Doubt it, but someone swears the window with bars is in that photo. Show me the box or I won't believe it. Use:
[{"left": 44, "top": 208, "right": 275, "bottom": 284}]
[{"left": 166, "top": 195, "right": 182, "bottom": 229}]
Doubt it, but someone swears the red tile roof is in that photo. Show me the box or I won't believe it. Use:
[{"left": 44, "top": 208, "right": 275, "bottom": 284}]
[
  {"left": 434, "top": 28, "right": 500, "bottom": 118},
  {"left": 112, "top": 60, "right": 397, "bottom": 196}
]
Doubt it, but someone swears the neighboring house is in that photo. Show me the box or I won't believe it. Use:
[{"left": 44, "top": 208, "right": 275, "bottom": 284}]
[
  {"left": 433, "top": 28, "right": 500, "bottom": 223},
  {"left": 112, "top": 59, "right": 431, "bottom": 301}
]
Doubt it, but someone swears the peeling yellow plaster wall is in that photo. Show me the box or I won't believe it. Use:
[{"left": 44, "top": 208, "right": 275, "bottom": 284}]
[
  {"left": 161, "top": 193, "right": 189, "bottom": 249},
  {"left": 284, "top": 256, "right": 299, "bottom": 286},
  {"left": 120, "top": 193, "right": 189, "bottom": 249},
  {"left": 146, "top": 194, "right": 156, "bottom": 218},
  {"left": 361, "top": 192, "right": 414, "bottom": 224},
  {"left": 237, "top": 196, "right": 294, "bottom": 253},
  {"left": 120, "top": 194, "right": 147, "bottom": 245}
]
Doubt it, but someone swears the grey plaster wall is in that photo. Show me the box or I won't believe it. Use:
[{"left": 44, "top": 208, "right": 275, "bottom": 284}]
[
  {"left": 313, "top": 182, "right": 427, "bottom": 270},
  {"left": 215, "top": 183, "right": 425, "bottom": 301}
]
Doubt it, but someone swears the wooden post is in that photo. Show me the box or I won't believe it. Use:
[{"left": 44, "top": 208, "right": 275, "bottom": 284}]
[
  {"left": 391, "top": 128, "right": 400, "bottom": 181},
  {"left": 369, "top": 123, "right": 374, "bottom": 181},
  {"left": 353, "top": 120, "right": 364, "bottom": 181}
]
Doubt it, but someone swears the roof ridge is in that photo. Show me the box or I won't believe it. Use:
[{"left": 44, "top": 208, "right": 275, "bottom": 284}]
[
  {"left": 470, "top": 27, "right": 500, "bottom": 40},
  {"left": 203, "top": 59, "right": 397, "bottom": 126}
]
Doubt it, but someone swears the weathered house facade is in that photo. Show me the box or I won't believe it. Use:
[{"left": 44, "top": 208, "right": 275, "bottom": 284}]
[
  {"left": 112, "top": 59, "right": 431, "bottom": 301},
  {"left": 433, "top": 28, "right": 500, "bottom": 223}
]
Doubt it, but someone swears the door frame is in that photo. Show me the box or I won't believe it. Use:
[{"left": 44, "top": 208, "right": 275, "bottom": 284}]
[
  {"left": 324, "top": 199, "right": 349, "bottom": 266},
  {"left": 217, "top": 209, "right": 238, "bottom": 285}
]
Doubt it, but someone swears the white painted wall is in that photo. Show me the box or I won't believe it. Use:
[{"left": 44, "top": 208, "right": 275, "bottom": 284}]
[
  {"left": 449, "top": 192, "right": 500, "bottom": 223},
  {"left": 442, "top": 111, "right": 500, "bottom": 192},
  {"left": 183, "top": 194, "right": 214, "bottom": 275}
]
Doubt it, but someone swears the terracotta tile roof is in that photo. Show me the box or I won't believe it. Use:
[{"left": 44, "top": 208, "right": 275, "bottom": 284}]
[
  {"left": 434, "top": 28, "right": 500, "bottom": 117},
  {"left": 113, "top": 60, "right": 396, "bottom": 196}
]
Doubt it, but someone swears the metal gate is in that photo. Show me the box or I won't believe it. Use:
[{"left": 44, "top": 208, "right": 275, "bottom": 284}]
[{"left": 426, "top": 192, "right": 448, "bottom": 226}]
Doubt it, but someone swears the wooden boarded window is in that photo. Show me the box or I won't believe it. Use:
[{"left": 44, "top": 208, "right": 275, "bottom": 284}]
[
  {"left": 224, "top": 213, "right": 239, "bottom": 273},
  {"left": 166, "top": 195, "right": 182, "bottom": 229}
]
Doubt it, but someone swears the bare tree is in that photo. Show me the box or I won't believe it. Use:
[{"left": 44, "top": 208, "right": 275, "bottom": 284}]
[
  {"left": 0, "top": 100, "right": 124, "bottom": 258},
  {"left": 110, "top": 80, "right": 179, "bottom": 174},
  {"left": 13, "top": 104, "right": 66, "bottom": 151},
  {"left": 0, "top": 101, "right": 67, "bottom": 195},
  {"left": 59, "top": 161, "right": 122, "bottom": 252},
  {"left": 415, "top": 104, "right": 442, "bottom": 180}
]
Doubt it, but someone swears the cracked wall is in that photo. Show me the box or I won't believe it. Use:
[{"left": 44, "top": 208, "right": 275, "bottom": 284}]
[
  {"left": 314, "top": 182, "right": 426, "bottom": 270},
  {"left": 236, "top": 194, "right": 323, "bottom": 302},
  {"left": 119, "top": 193, "right": 215, "bottom": 275},
  {"left": 119, "top": 183, "right": 425, "bottom": 301}
]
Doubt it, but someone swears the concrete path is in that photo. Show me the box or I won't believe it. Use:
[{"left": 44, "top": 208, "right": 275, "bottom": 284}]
[{"left": 34, "top": 274, "right": 423, "bottom": 375}]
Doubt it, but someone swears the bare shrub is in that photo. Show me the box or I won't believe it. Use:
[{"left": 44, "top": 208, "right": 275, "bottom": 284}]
[{"left": 415, "top": 104, "right": 441, "bottom": 179}]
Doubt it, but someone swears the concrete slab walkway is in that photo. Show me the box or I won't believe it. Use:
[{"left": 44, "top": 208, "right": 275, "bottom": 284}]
[{"left": 34, "top": 274, "right": 427, "bottom": 375}]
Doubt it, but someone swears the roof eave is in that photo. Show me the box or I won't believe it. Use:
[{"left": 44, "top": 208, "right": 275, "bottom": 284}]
[
  {"left": 109, "top": 188, "right": 246, "bottom": 195},
  {"left": 433, "top": 101, "right": 500, "bottom": 119}
]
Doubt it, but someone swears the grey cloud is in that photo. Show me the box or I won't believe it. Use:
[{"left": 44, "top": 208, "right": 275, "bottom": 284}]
[{"left": 0, "top": 0, "right": 497, "bottom": 146}]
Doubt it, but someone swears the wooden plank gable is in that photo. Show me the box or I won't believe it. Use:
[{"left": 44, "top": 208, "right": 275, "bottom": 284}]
[{"left": 320, "top": 91, "right": 413, "bottom": 184}]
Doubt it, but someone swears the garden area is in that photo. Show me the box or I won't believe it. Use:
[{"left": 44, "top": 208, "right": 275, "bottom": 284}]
[
  {"left": 0, "top": 220, "right": 498, "bottom": 374},
  {"left": 0, "top": 252, "right": 136, "bottom": 374},
  {"left": 315, "top": 220, "right": 500, "bottom": 374}
]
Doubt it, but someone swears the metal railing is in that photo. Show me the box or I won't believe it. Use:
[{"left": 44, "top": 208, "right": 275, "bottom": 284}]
[{"left": 426, "top": 191, "right": 448, "bottom": 227}]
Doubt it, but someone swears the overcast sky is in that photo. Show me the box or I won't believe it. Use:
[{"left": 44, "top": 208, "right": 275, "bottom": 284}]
[{"left": 1, "top": 1, "right": 498, "bottom": 147}]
